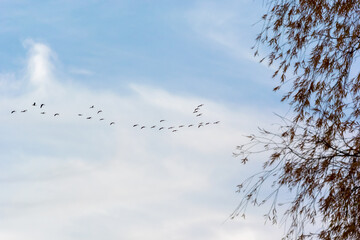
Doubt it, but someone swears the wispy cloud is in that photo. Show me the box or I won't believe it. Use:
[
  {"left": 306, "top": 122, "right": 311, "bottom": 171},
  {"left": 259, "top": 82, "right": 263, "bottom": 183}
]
[{"left": 0, "top": 41, "right": 283, "bottom": 239}]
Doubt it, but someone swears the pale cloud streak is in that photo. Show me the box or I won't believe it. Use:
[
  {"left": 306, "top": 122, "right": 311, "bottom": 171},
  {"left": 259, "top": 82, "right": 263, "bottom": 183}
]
[{"left": 0, "top": 41, "right": 284, "bottom": 239}]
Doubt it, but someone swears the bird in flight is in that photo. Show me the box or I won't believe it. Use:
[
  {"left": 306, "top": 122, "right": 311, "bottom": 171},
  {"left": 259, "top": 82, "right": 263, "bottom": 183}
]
[
  {"left": 41, "top": 112, "right": 45, "bottom": 114},
  {"left": 97, "top": 110, "right": 102, "bottom": 114},
  {"left": 151, "top": 125, "right": 156, "bottom": 128},
  {"left": 40, "top": 104, "right": 45, "bottom": 108},
  {"left": 11, "top": 110, "right": 16, "bottom": 114},
  {"left": 160, "top": 120, "right": 165, "bottom": 122},
  {"left": 159, "top": 127, "right": 164, "bottom": 130},
  {"left": 21, "top": 110, "right": 27, "bottom": 113},
  {"left": 168, "top": 127, "right": 174, "bottom": 129},
  {"left": 213, "top": 121, "right": 220, "bottom": 124},
  {"left": 86, "top": 117, "right": 91, "bottom": 119},
  {"left": 188, "top": 124, "right": 193, "bottom": 127},
  {"left": 196, "top": 113, "right": 202, "bottom": 117},
  {"left": 179, "top": 125, "right": 184, "bottom": 128},
  {"left": 133, "top": 124, "right": 139, "bottom": 127},
  {"left": 32, "top": 102, "right": 36, "bottom": 106},
  {"left": 141, "top": 126, "right": 146, "bottom": 129},
  {"left": 90, "top": 105, "right": 94, "bottom": 109},
  {"left": 198, "top": 123, "right": 203, "bottom": 128},
  {"left": 100, "top": 118, "right": 104, "bottom": 121},
  {"left": 110, "top": 122, "right": 115, "bottom": 125},
  {"left": 205, "top": 122, "right": 210, "bottom": 125},
  {"left": 54, "top": 113, "right": 59, "bottom": 116},
  {"left": 172, "top": 130, "right": 178, "bottom": 132},
  {"left": 197, "top": 104, "right": 204, "bottom": 107},
  {"left": 78, "top": 114, "right": 83, "bottom": 116}
]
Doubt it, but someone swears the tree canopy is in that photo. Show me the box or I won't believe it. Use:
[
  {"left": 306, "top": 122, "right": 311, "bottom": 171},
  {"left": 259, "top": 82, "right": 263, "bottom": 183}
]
[{"left": 233, "top": 1, "right": 360, "bottom": 239}]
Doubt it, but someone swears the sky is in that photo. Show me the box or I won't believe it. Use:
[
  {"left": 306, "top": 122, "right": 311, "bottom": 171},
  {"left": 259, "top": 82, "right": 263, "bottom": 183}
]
[{"left": 0, "top": 0, "right": 291, "bottom": 239}]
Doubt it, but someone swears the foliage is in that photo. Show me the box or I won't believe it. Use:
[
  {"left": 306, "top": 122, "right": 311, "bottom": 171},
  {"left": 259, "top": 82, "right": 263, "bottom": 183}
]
[{"left": 233, "top": 1, "right": 360, "bottom": 239}]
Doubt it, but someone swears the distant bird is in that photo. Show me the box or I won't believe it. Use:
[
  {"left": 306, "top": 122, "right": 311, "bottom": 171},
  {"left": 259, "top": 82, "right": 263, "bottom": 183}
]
[
  {"left": 41, "top": 112, "right": 45, "bottom": 114},
  {"left": 78, "top": 114, "right": 83, "bottom": 116},
  {"left": 159, "top": 127, "right": 164, "bottom": 130},
  {"left": 168, "top": 127, "right": 174, "bottom": 129},
  {"left": 40, "top": 104, "right": 45, "bottom": 108},
  {"left": 11, "top": 110, "right": 16, "bottom": 114},
  {"left": 97, "top": 110, "right": 102, "bottom": 114},
  {"left": 100, "top": 118, "right": 104, "bottom": 121},
  {"left": 32, "top": 102, "right": 36, "bottom": 106},
  {"left": 193, "top": 110, "right": 198, "bottom": 113},
  {"left": 196, "top": 113, "right": 202, "bottom": 117},
  {"left": 188, "top": 124, "right": 193, "bottom": 127},
  {"left": 151, "top": 125, "right": 156, "bottom": 128},
  {"left": 197, "top": 104, "right": 204, "bottom": 107},
  {"left": 54, "top": 113, "right": 59, "bottom": 116},
  {"left": 133, "top": 124, "right": 139, "bottom": 127},
  {"left": 21, "top": 110, "right": 27, "bottom": 113},
  {"left": 90, "top": 105, "right": 94, "bottom": 108},
  {"left": 172, "top": 130, "right": 178, "bottom": 132},
  {"left": 86, "top": 117, "right": 91, "bottom": 119},
  {"left": 141, "top": 126, "right": 146, "bottom": 129},
  {"left": 205, "top": 122, "right": 210, "bottom": 125},
  {"left": 198, "top": 123, "right": 203, "bottom": 128},
  {"left": 110, "top": 122, "right": 115, "bottom": 125},
  {"left": 213, "top": 121, "right": 220, "bottom": 124},
  {"left": 179, "top": 125, "right": 184, "bottom": 128},
  {"left": 160, "top": 120, "right": 165, "bottom": 122}
]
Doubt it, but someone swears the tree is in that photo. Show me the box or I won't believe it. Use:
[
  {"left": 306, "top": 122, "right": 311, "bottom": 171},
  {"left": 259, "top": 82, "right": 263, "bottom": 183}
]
[{"left": 233, "top": 1, "right": 360, "bottom": 239}]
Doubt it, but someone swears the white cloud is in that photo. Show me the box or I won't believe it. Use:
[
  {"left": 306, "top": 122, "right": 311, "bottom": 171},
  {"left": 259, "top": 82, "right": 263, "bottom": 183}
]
[{"left": 0, "top": 41, "right": 284, "bottom": 239}]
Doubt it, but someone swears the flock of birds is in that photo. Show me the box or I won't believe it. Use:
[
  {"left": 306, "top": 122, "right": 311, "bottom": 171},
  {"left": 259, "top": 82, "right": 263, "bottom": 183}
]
[{"left": 10, "top": 103, "right": 220, "bottom": 132}]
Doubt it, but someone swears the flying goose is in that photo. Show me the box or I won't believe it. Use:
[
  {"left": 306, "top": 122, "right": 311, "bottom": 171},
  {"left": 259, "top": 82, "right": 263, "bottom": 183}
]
[
  {"left": 21, "top": 110, "right": 27, "bottom": 113},
  {"left": 196, "top": 113, "right": 202, "bottom": 117},
  {"left": 160, "top": 120, "right": 165, "bottom": 122},
  {"left": 90, "top": 105, "right": 94, "bottom": 109},
  {"left": 141, "top": 126, "right": 146, "bottom": 129},
  {"left": 97, "top": 110, "right": 102, "bottom": 114},
  {"left": 54, "top": 113, "right": 59, "bottom": 116},
  {"left": 151, "top": 125, "right": 156, "bottom": 128},
  {"left": 86, "top": 117, "right": 91, "bottom": 119},
  {"left": 100, "top": 118, "right": 104, "bottom": 121},
  {"left": 41, "top": 112, "right": 45, "bottom": 114},
  {"left": 179, "top": 125, "right": 184, "bottom": 128},
  {"left": 32, "top": 102, "right": 36, "bottom": 106},
  {"left": 188, "top": 124, "right": 193, "bottom": 127},
  {"left": 133, "top": 124, "right": 139, "bottom": 127},
  {"left": 159, "top": 127, "right": 164, "bottom": 130},
  {"left": 40, "top": 104, "right": 45, "bottom": 108},
  {"left": 213, "top": 121, "right": 220, "bottom": 124},
  {"left": 110, "top": 122, "right": 115, "bottom": 125},
  {"left": 11, "top": 110, "right": 16, "bottom": 114},
  {"left": 78, "top": 114, "right": 83, "bottom": 116}
]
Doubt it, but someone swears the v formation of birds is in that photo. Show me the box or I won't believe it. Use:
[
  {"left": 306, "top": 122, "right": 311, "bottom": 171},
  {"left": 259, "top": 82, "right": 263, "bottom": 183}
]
[{"left": 10, "top": 103, "right": 220, "bottom": 132}]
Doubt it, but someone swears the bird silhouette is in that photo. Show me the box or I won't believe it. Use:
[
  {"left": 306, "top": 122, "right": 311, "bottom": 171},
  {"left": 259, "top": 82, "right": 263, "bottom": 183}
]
[
  {"left": 133, "top": 124, "right": 139, "bottom": 127},
  {"left": 32, "top": 102, "right": 36, "bottom": 106},
  {"left": 141, "top": 126, "right": 146, "bottom": 129},
  {"left": 90, "top": 105, "right": 94, "bottom": 109},
  {"left": 151, "top": 125, "right": 156, "bottom": 128},
  {"left": 197, "top": 104, "right": 204, "bottom": 107},
  {"left": 40, "top": 104, "right": 45, "bottom": 108},
  {"left": 110, "top": 122, "right": 115, "bottom": 125},
  {"left": 159, "top": 127, "right": 164, "bottom": 130},
  {"left": 86, "top": 117, "right": 91, "bottom": 119},
  {"left": 196, "top": 113, "right": 202, "bottom": 117},
  {"left": 198, "top": 123, "right": 203, "bottom": 128},
  {"left": 100, "top": 118, "right": 104, "bottom": 121},
  {"left": 188, "top": 124, "right": 193, "bottom": 127},
  {"left": 78, "top": 114, "right": 83, "bottom": 116},
  {"left": 168, "top": 127, "right": 174, "bottom": 129},
  {"left": 97, "top": 110, "right": 102, "bottom": 114},
  {"left": 205, "top": 122, "right": 210, "bottom": 125},
  {"left": 213, "top": 121, "right": 220, "bottom": 124},
  {"left": 41, "top": 112, "right": 45, "bottom": 114},
  {"left": 172, "top": 130, "right": 178, "bottom": 132},
  {"left": 21, "top": 110, "right": 27, "bottom": 113},
  {"left": 11, "top": 110, "right": 16, "bottom": 114},
  {"left": 54, "top": 113, "right": 59, "bottom": 116},
  {"left": 179, "top": 125, "right": 184, "bottom": 128},
  {"left": 160, "top": 120, "right": 165, "bottom": 122}
]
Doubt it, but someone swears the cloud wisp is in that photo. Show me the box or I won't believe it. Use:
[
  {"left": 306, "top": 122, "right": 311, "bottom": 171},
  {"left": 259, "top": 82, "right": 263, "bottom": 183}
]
[{"left": 0, "top": 41, "right": 283, "bottom": 240}]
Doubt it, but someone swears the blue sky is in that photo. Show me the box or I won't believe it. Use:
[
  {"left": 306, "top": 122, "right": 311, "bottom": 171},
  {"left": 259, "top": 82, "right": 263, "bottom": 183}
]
[{"left": 0, "top": 1, "right": 291, "bottom": 239}]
